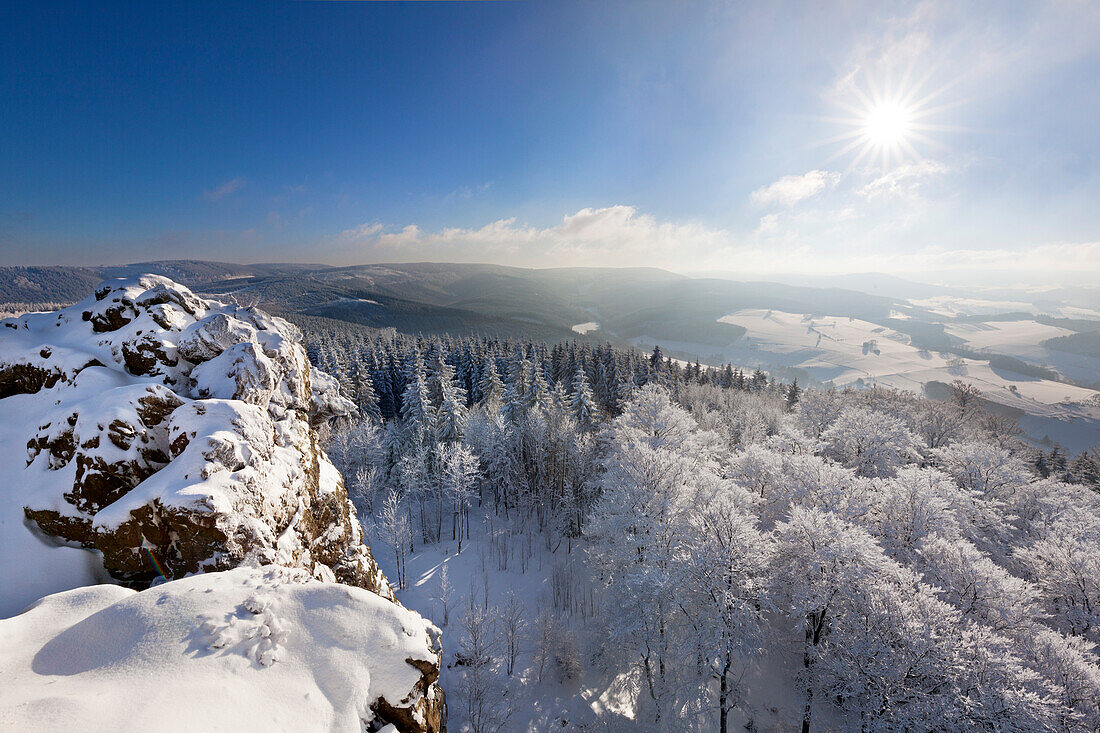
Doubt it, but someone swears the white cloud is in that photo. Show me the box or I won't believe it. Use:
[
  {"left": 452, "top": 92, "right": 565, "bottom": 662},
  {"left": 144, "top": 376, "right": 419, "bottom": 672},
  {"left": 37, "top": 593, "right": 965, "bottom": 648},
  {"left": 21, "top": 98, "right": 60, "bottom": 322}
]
[
  {"left": 858, "top": 160, "right": 950, "bottom": 200},
  {"left": 330, "top": 206, "right": 729, "bottom": 269},
  {"left": 203, "top": 177, "right": 247, "bottom": 201},
  {"left": 751, "top": 170, "right": 840, "bottom": 208},
  {"left": 335, "top": 222, "right": 384, "bottom": 241},
  {"left": 325, "top": 207, "right": 1099, "bottom": 284},
  {"left": 755, "top": 213, "right": 779, "bottom": 235},
  {"left": 443, "top": 181, "right": 493, "bottom": 204}
]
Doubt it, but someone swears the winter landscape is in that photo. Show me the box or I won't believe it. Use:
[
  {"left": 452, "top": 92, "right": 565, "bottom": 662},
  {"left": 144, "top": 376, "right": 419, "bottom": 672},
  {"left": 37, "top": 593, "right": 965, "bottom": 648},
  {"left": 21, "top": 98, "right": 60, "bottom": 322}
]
[{"left": 2, "top": 2, "right": 1099, "bottom": 732}]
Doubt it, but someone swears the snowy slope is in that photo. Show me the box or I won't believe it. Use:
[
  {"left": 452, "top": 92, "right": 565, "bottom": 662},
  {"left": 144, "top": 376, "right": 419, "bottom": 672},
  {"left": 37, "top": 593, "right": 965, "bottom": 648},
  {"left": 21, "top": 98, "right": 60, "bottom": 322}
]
[
  {"left": 713, "top": 309, "right": 1100, "bottom": 450},
  {"left": 0, "top": 565, "right": 442, "bottom": 733}
]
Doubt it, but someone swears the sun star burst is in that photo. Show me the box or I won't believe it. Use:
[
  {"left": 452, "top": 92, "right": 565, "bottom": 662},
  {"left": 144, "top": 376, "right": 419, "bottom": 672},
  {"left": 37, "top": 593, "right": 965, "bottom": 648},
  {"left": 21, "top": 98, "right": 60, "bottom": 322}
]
[{"left": 816, "top": 69, "right": 964, "bottom": 172}]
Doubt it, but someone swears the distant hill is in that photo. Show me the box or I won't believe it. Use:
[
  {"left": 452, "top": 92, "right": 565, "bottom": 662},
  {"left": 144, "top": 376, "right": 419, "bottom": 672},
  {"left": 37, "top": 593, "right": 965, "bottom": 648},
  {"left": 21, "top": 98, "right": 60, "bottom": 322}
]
[
  {"left": 0, "top": 266, "right": 104, "bottom": 302},
  {"left": 0, "top": 260, "right": 901, "bottom": 346},
  {"left": 1043, "top": 330, "right": 1100, "bottom": 358}
]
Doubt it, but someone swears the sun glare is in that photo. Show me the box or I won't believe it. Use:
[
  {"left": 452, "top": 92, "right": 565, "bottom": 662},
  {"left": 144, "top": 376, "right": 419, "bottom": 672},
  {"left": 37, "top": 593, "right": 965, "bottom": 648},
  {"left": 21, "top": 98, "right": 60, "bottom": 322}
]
[
  {"left": 864, "top": 102, "right": 911, "bottom": 146},
  {"left": 817, "top": 71, "right": 962, "bottom": 172}
]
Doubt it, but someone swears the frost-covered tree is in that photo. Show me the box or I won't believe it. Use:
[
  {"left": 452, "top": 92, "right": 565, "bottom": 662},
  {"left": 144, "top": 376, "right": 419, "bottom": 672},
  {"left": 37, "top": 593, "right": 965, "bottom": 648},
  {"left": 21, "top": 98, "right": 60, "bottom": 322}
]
[
  {"left": 569, "top": 365, "right": 598, "bottom": 428},
  {"left": 918, "top": 535, "right": 1040, "bottom": 634},
  {"left": 436, "top": 373, "right": 468, "bottom": 443},
  {"left": 442, "top": 443, "right": 479, "bottom": 549},
  {"left": 475, "top": 360, "right": 503, "bottom": 413},
  {"left": 869, "top": 466, "right": 966, "bottom": 559},
  {"left": 456, "top": 597, "right": 512, "bottom": 733},
  {"left": 795, "top": 389, "right": 844, "bottom": 438},
  {"left": 934, "top": 441, "right": 1032, "bottom": 500},
  {"left": 587, "top": 438, "right": 698, "bottom": 725},
  {"left": 400, "top": 354, "right": 436, "bottom": 447},
  {"left": 682, "top": 483, "right": 769, "bottom": 733},
  {"left": 770, "top": 507, "right": 894, "bottom": 733},
  {"left": 378, "top": 487, "right": 410, "bottom": 589},
  {"left": 1017, "top": 508, "right": 1100, "bottom": 640},
  {"left": 821, "top": 406, "right": 918, "bottom": 477}
]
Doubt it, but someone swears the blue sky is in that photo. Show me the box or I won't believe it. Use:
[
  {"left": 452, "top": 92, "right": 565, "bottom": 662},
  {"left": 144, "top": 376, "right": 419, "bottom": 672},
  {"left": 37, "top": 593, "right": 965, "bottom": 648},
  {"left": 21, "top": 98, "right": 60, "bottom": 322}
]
[{"left": 1, "top": 1, "right": 1097, "bottom": 284}]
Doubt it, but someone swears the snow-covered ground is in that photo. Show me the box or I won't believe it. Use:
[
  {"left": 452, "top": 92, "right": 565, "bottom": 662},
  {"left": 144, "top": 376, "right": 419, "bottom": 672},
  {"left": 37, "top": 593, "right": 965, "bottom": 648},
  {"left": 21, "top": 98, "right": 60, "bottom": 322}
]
[
  {"left": 907, "top": 294, "right": 1100, "bottom": 320},
  {"left": 571, "top": 321, "right": 600, "bottom": 335},
  {"left": 942, "top": 319, "right": 1075, "bottom": 351},
  {"left": 909, "top": 296, "right": 1039, "bottom": 317},
  {"left": 943, "top": 319, "right": 1100, "bottom": 388},
  {"left": 708, "top": 309, "right": 1100, "bottom": 451},
  {"left": 0, "top": 565, "right": 440, "bottom": 732}
]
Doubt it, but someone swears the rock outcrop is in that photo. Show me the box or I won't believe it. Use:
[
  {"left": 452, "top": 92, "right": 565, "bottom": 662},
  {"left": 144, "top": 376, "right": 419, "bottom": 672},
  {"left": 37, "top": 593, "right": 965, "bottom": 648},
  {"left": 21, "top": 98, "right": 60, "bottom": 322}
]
[{"left": 0, "top": 276, "right": 444, "bottom": 732}]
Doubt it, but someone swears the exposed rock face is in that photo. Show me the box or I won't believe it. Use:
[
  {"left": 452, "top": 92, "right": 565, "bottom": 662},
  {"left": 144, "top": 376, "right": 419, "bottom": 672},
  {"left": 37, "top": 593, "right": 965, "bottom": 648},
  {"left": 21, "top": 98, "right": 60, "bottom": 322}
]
[{"left": 0, "top": 276, "right": 444, "bottom": 732}]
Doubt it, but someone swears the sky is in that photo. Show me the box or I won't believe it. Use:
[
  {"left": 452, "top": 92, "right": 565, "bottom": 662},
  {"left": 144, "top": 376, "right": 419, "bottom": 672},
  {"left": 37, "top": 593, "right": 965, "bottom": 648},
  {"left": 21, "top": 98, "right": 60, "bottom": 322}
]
[{"left": 1, "top": 0, "right": 1098, "bottom": 285}]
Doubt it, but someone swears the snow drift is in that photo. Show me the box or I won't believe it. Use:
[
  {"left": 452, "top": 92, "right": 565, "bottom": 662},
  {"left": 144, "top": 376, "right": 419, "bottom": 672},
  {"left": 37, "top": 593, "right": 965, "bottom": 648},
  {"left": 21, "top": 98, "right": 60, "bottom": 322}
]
[{"left": 0, "top": 565, "right": 443, "bottom": 733}]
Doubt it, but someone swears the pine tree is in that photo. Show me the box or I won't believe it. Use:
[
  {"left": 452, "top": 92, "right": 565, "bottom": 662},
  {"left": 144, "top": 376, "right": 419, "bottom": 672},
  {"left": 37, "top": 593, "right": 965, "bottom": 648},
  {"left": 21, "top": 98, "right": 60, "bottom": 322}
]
[
  {"left": 786, "top": 379, "right": 801, "bottom": 411},
  {"left": 570, "top": 365, "right": 598, "bottom": 428},
  {"left": 400, "top": 353, "right": 435, "bottom": 446},
  {"left": 436, "top": 369, "right": 468, "bottom": 443},
  {"left": 478, "top": 360, "right": 505, "bottom": 413},
  {"left": 525, "top": 359, "right": 551, "bottom": 414}
]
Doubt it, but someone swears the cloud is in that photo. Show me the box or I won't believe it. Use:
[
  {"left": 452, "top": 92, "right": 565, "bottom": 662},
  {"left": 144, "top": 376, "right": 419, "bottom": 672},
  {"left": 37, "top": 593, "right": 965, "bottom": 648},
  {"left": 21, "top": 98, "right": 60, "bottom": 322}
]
[
  {"left": 751, "top": 170, "right": 839, "bottom": 208},
  {"left": 334, "top": 222, "right": 384, "bottom": 242},
  {"left": 858, "top": 160, "right": 950, "bottom": 200},
  {"left": 755, "top": 213, "right": 779, "bottom": 235},
  {"left": 330, "top": 205, "right": 729, "bottom": 269},
  {"left": 325, "top": 206, "right": 1100, "bottom": 285},
  {"left": 443, "top": 181, "right": 493, "bottom": 205},
  {"left": 203, "top": 177, "right": 247, "bottom": 201}
]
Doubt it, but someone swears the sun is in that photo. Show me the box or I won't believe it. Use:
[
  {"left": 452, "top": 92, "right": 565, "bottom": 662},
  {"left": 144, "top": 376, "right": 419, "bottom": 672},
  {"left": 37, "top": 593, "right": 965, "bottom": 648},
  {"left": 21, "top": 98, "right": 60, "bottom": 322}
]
[
  {"left": 816, "top": 71, "right": 961, "bottom": 172},
  {"left": 864, "top": 101, "right": 912, "bottom": 147}
]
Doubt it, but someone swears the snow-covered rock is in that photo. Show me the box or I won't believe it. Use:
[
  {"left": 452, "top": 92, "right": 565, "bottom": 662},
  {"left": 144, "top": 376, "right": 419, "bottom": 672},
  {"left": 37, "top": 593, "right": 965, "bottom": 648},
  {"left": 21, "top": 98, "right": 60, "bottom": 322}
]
[
  {"left": 0, "top": 276, "right": 445, "bottom": 731},
  {"left": 0, "top": 565, "right": 444, "bottom": 733},
  {"left": 0, "top": 275, "right": 387, "bottom": 591}
]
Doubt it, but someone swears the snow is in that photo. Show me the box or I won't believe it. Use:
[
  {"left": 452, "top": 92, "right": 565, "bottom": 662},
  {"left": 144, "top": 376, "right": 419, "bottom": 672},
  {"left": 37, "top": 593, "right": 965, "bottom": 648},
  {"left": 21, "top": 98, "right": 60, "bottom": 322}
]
[
  {"left": 570, "top": 322, "right": 600, "bottom": 335},
  {"left": 0, "top": 275, "right": 358, "bottom": 616},
  {"left": 1058, "top": 306, "right": 1100, "bottom": 320},
  {"left": 0, "top": 278, "right": 442, "bottom": 733},
  {"left": 0, "top": 372, "right": 113, "bottom": 617},
  {"left": 372, "top": 507, "right": 804, "bottom": 731},
  {"left": 0, "top": 565, "right": 440, "bottom": 732},
  {"left": 943, "top": 319, "right": 1100, "bottom": 389},
  {"left": 333, "top": 297, "right": 382, "bottom": 306},
  {"left": 909, "top": 296, "right": 1039, "bottom": 317},
  {"left": 712, "top": 309, "right": 1100, "bottom": 451},
  {"left": 942, "top": 319, "right": 1075, "bottom": 351}
]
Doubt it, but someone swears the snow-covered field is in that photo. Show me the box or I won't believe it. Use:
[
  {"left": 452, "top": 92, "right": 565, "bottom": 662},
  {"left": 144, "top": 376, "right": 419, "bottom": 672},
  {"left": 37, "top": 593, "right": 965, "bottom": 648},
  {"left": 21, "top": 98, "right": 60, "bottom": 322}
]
[
  {"left": 943, "top": 319, "right": 1100, "bottom": 388},
  {"left": 942, "top": 319, "right": 1075, "bottom": 351},
  {"left": 909, "top": 296, "right": 1039, "bottom": 317},
  {"left": 711, "top": 309, "right": 1100, "bottom": 451},
  {"left": 571, "top": 321, "right": 600, "bottom": 334}
]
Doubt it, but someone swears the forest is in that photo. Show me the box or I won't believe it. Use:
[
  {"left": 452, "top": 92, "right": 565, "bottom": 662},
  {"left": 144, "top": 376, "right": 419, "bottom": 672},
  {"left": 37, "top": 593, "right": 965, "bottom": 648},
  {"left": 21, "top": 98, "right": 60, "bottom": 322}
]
[{"left": 302, "top": 317, "right": 1100, "bottom": 732}]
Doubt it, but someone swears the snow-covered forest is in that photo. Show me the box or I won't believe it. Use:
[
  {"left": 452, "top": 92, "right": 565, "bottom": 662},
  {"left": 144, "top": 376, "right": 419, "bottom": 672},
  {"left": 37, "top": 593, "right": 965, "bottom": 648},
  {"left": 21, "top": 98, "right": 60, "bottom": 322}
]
[{"left": 305, "top": 321, "right": 1100, "bottom": 732}]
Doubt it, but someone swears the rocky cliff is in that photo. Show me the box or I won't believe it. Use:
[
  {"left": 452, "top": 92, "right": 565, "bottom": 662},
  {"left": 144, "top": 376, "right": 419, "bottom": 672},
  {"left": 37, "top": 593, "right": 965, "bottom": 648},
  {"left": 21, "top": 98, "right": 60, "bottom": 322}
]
[{"left": 0, "top": 275, "right": 443, "bottom": 732}]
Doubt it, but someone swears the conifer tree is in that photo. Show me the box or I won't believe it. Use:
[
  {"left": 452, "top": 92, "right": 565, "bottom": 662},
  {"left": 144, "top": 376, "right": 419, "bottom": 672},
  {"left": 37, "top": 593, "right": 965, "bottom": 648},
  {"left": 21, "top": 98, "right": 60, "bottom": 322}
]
[
  {"left": 570, "top": 365, "right": 598, "bottom": 428},
  {"left": 400, "top": 352, "right": 435, "bottom": 446}
]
